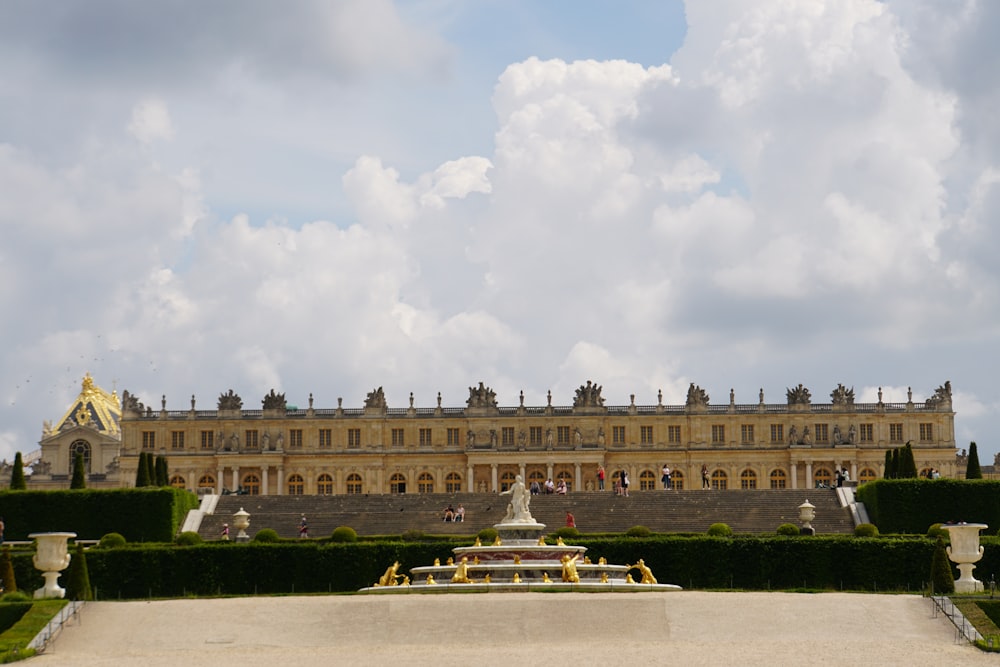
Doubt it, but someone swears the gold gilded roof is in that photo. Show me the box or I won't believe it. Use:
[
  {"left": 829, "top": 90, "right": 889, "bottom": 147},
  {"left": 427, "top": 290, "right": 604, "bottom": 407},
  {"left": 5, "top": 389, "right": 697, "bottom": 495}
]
[{"left": 50, "top": 373, "right": 122, "bottom": 436}]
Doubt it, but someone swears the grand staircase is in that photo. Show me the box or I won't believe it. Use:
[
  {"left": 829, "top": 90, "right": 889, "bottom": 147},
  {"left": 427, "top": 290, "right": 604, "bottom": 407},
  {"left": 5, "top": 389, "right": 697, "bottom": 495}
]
[{"left": 198, "top": 488, "right": 854, "bottom": 539}]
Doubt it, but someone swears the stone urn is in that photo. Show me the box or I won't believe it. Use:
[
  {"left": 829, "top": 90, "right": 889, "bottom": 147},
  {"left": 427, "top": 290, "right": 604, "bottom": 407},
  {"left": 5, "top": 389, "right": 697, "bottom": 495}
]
[
  {"left": 233, "top": 507, "right": 251, "bottom": 543},
  {"left": 798, "top": 500, "right": 816, "bottom": 535},
  {"left": 944, "top": 523, "right": 988, "bottom": 593},
  {"left": 28, "top": 532, "right": 76, "bottom": 599}
]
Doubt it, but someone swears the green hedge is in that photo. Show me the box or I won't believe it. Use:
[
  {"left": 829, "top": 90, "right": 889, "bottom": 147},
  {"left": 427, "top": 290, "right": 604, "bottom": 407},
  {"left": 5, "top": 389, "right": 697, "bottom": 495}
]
[
  {"left": 0, "top": 489, "right": 199, "bottom": 542},
  {"left": 8, "top": 534, "right": 992, "bottom": 598},
  {"left": 857, "top": 479, "right": 1000, "bottom": 534}
]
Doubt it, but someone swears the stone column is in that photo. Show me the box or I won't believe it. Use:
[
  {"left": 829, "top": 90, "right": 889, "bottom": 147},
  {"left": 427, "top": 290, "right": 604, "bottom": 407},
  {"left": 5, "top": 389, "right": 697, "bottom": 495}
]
[
  {"left": 490, "top": 464, "right": 498, "bottom": 492},
  {"left": 261, "top": 466, "right": 269, "bottom": 496},
  {"left": 574, "top": 462, "right": 582, "bottom": 492},
  {"left": 277, "top": 465, "right": 284, "bottom": 495},
  {"left": 216, "top": 466, "right": 224, "bottom": 494},
  {"left": 467, "top": 463, "right": 474, "bottom": 492},
  {"left": 546, "top": 462, "right": 554, "bottom": 480},
  {"left": 805, "top": 462, "right": 813, "bottom": 489},
  {"left": 850, "top": 462, "right": 857, "bottom": 481},
  {"left": 790, "top": 462, "right": 798, "bottom": 489},
  {"left": 231, "top": 467, "right": 239, "bottom": 492}
]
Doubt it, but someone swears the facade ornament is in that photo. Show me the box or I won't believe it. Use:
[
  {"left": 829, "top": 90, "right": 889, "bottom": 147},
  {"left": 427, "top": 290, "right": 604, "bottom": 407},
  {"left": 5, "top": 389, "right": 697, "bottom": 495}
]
[
  {"left": 364, "top": 387, "right": 387, "bottom": 409},
  {"left": 121, "top": 390, "right": 145, "bottom": 414},
  {"left": 32, "top": 459, "right": 52, "bottom": 475},
  {"left": 191, "top": 394, "right": 196, "bottom": 410},
  {"left": 925, "top": 381, "right": 953, "bottom": 410},
  {"left": 409, "top": 392, "right": 414, "bottom": 408},
  {"left": 309, "top": 393, "right": 314, "bottom": 409},
  {"left": 786, "top": 384, "right": 811, "bottom": 405},
  {"left": 161, "top": 395, "right": 166, "bottom": 411},
  {"left": 878, "top": 387, "right": 883, "bottom": 403},
  {"left": 437, "top": 392, "right": 442, "bottom": 408},
  {"left": 218, "top": 389, "right": 243, "bottom": 411},
  {"left": 830, "top": 384, "right": 854, "bottom": 407},
  {"left": 759, "top": 388, "right": 764, "bottom": 404},
  {"left": 685, "top": 383, "right": 709, "bottom": 409},
  {"left": 788, "top": 425, "right": 799, "bottom": 445},
  {"left": 466, "top": 382, "right": 497, "bottom": 408},
  {"left": 573, "top": 380, "right": 605, "bottom": 408},
  {"left": 261, "top": 389, "right": 287, "bottom": 410}
]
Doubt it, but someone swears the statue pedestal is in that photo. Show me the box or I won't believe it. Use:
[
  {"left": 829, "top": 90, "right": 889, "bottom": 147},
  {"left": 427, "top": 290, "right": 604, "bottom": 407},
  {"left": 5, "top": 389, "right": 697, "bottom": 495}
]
[
  {"left": 944, "top": 523, "right": 988, "bottom": 593},
  {"left": 29, "top": 532, "right": 76, "bottom": 599}
]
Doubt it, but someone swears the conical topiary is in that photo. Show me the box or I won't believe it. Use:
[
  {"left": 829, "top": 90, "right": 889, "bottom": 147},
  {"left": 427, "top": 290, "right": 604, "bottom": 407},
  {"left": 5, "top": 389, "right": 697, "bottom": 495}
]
[
  {"left": 0, "top": 545, "right": 17, "bottom": 593},
  {"left": 9, "top": 452, "right": 26, "bottom": 490},
  {"left": 155, "top": 455, "right": 168, "bottom": 486},
  {"left": 64, "top": 543, "right": 93, "bottom": 601},
  {"left": 883, "top": 449, "right": 893, "bottom": 479},
  {"left": 930, "top": 536, "right": 955, "bottom": 595},
  {"left": 70, "top": 452, "right": 87, "bottom": 489},
  {"left": 967, "top": 441, "right": 983, "bottom": 480},
  {"left": 899, "top": 442, "right": 918, "bottom": 479},
  {"left": 135, "top": 452, "right": 151, "bottom": 487}
]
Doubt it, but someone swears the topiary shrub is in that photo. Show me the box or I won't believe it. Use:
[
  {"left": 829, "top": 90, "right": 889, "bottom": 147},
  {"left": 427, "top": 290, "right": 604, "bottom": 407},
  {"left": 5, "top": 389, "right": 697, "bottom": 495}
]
[
  {"left": 553, "top": 527, "right": 580, "bottom": 539},
  {"left": 776, "top": 523, "right": 800, "bottom": 536},
  {"left": 1, "top": 591, "right": 31, "bottom": 603},
  {"left": 331, "top": 526, "right": 358, "bottom": 543},
  {"left": 98, "top": 532, "right": 127, "bottom": 549},
  {"left": 626, "top": 525, "right": 652, "bottom": 537},
  {"left": 930, "top": 536, "right": 955, "bottom": 594},
  {"left": 401, "top": 530, "right": 426, "bottom": 542},
  {"left": 175, "top": 531, "right": 203, "bottom": 546},
  {"left": 928, "top": 523, "right": 949, "bottom": 540},
  {"left": 0, "top": 546, "right": 16, "bottom": 594},
  {"left": 253, "top": 529, "right": 280, "bottom": 543},
  {"left": 65, "top": 543, "right": 93, "bottom": 600},
  {"left": 476, "top": 527, "right": 498, "bottom": 544},
  {"left": 707, "top": 523, "right": 733, "bottom": 537},
  {"left": 854, "top": 523, "right": 880, "bottom": 538}
]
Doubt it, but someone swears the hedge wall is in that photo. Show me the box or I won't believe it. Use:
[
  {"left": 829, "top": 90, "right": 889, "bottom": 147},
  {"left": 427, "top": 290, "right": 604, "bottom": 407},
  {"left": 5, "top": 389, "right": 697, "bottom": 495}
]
[
  {"left": 857, "top": 479, "right": 1000, "bottom": 534},
  {"left": 0, "top": 488, "right": 199, "bottom": 542},
  {"left": 11, "top": 535, "right": 996, "bottom": 599}
]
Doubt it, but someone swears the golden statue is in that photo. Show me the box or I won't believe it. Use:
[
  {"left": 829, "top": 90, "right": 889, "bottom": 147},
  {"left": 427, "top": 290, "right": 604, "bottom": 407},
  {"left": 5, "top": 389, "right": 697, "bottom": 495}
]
[
  {"left": 598, "top": 557, "right": 607, "bottom": 565},
  {"left": 474, "top": 537, "right": 482, "bottom": 547},
  {"left": 493, "top": 535, "right": 503, "bottom": 546},
  {"left": 400, "top": 575, "right": 410, "bottom": 586},
  {"left": 426, "top": 574, "right": 436, "bottom": 585},
  {"left": 584, "top": 556, "right": 592, "bottom": 564},
  {"left": 629, "top": 559, "right": 657, "bottom": 584},
  {"left": 376, "top": 561, "right": 402, "bottom": 587},
  {"left": 625, "top": 573, "right": 635, "bottom": 584},
  {"left": 474, "top": 556, "right": 480, "bottom": 565},
  {"left": 512, "top": 573, "right": 521, "bottom": 583},
  {"left": 513, "top": 555, "right": 521, "bottom": 564},
  {"left": 452, "top": 556, "right": 475, "bottom": 583},
  {"left": 560, "top": 554, "right": 580, "bottom": 583},
  {"left": 433, "top": 558, "right": 441, "bottom": 566},
  {"left": 446, "top": 557, "right": 454, "bottom": 565},
  {"left": 600, "top": 572, "right": 609, "bottom": 583},
  {"left": 537, "top": 535, "right": 546, "bottom": 545},
  {"left": 556, "top": 537, "right": 565, "bottom": 546},
  {"left": 542, "top": 572, "right": 552, "bottom": 583},
  {"left": 483, "top": 574, "right": 491, "bottom": 583}
]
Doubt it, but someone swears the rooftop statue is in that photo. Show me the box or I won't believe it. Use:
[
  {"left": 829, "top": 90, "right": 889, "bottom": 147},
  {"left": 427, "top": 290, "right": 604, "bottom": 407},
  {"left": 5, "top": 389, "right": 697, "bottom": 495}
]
[
  {"left": 686, "top": 383, "right": 709, "bottom": 409},
  {"left": 364, "top": 386, "right": 387, "bottom": 409},
  {"left": 121, "top": 389, "right": 145, "bottom": 413},
  {"left": 925, "top": 380, "right": 953, "bottom": 409},
  {"left": 261, "top": 388, "right": 287, "bottom": 410},
  {"left": 830, "top": 384, "right": 855, "bottom": 407},
  {"left": 466, "top": 382, "right": 497, "bottom": 408},
  {"left": 573, "top": 380, "right": 605, "bottom": 408},
  {"left": 218, "top": 389, "right": 243, "bottom": 411},
  {"left": 786, "top": 383, "right": 811, "bottom": 405}
]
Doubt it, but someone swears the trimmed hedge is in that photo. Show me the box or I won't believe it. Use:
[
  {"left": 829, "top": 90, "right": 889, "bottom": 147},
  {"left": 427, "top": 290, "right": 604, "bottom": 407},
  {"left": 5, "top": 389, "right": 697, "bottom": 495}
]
[
  {"left": 857, "top": 479, "right": 1000, "bottom": 534},
  {"left": 0, "top": 488, "right": 198, "bottom": 542}
]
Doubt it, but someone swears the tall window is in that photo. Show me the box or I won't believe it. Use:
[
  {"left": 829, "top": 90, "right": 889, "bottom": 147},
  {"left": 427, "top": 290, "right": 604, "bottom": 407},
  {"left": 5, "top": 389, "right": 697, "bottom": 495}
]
[
  {"left": 711, "top": 425, "right": 725, "bottom": 444},
  {"left": 740, "top": 424, "right": 754, "bottom": 444},
  {"left": 556, "top": 471, "right": 572, "bottom": 491},
  {"left": 711, "top": 469, "right": 728, "bottom": 490},
  {"left": 859, "top": 468, "right": 877, "bottom": 483},
  {"left": 640, "top": 426, "right": 654, "bottom": 444},
  {"left": 528, "top": 470, "right": 545, "bottom": 489},
  {"left": 346, "top": 473, "right": 363, "bottom": 494},
  {"left": 814, "top": 424, "right": 828, "bottom": 443},
  {"left": 667, "top": 425, "right": 682, "bottom": 443},
  {"left": 347, "top": 428, "right": 361, "bottom": 449},
  {"left": 318, "top": 429, "right": 332, "bottom": 449},
  {"left": 859, "top": 424, "right": 873, "bottom": 442},
  {"left": 242, "top": 474, "right": 260, "bottom": 495},
  {"left": 557, "top": 426, "right": 570, "bottom": 444},
  {"left": 171, "top": 431, "right": 185, "bottom": 450},
  {"left": 389, "top": 473, "right": 406, "bottom": 494},
  {"left": 391, "top": 428, "right": 405, "bottom": 447},
  {"left": 245, "top": 430, "right": 259, "bottom": 449},
  {"left": 142, "top": 431, "right": 156, "bottom": 450},
  {"left": 419, "top": 428, "right": 433, "bottom": 447},
  {"left": 671, "top": 470, "right": 685, "bottom": 490},
  {"left": 814, "top": 468, "right": 833, "bottom": 488},
  {"left": 317, "top": 473, "right": 333, "bottom": 495},
  {"left": 198, "top": 474, "right": 215, "bottom": 491},
  {"left": 287, "top": 474, "right": 304, "bottom": 495},
  {"left": 502, "top": 427, "right": 515, "bottom": 446},
  {"left": 639, "top": 470, "right": 656, "bottom": 490},
  {"left": 288, "top": 429, "right": 303, "bottom": 449},
  {"left": 769, "top": 469, "right": 787, "bottom": 489},
  {"left": 169, "top": 475, "right": 186, "bottom": 489},
  {"left": 919, "top": 423, "right": 933, "bottom": 442},
  {"left": 770, "top": 424, "right": 784, "bottom": 443},
  {"left": 446, "top": 472, "right": 463, "bottom": 493},
  {"left": 612, "top": 426, "right": 626, "bottom": 444},
  {"left": 889, "top": 423, "right": 904, "bottom": 443},
  {"left": 529, "top": 427, "right": 543, "bottom": 446},
  {"left": 418, "top": 472, "right": 434, "bottom": 493},
  {"left": 69, "top": 439, "right": 91, "bottom": 474},
  {"left": 500, "top": 471, "right": 516, "bottom": 492},
  {"left": 200, "top": 430, "right": 214, "bottom": 450},
  {"left": 447, "top": 428, "right": 461, "bottom": 446},
  {"left": 740, "top": 469, "right": 757, "bottom": 490}
]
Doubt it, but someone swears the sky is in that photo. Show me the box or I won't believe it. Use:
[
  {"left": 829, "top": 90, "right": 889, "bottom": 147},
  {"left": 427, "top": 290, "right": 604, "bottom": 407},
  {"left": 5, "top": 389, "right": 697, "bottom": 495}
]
[{"left": 1, "top": 0, "right": 998, "bottom": 467}]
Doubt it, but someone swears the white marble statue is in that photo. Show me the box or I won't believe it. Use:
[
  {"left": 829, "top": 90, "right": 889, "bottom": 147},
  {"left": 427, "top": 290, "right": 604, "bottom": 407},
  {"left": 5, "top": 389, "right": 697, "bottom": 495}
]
[{"left": 499, "top": 474, "right": 533, "bottom": 523}]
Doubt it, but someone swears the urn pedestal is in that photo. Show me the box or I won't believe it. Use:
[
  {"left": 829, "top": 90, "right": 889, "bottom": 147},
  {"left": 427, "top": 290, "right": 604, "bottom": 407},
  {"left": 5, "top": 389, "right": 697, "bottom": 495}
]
[
  {"left": 943, "top": 523, "right": 988, "bottom": 593},
  {"left": 28, "top": 532, "right": 76, "bottom": 599}
]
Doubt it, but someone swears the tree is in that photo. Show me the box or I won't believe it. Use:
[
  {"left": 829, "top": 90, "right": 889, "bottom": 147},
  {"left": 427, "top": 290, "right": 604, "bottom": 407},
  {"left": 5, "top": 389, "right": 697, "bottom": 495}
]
[
  {"left": 889, "top": 448, "right": 900, "bottom": 479},
  {"left": 883, "top": 449, "right": 893, "bottom": 479},
  {"left": 135, "top": 452, "right": 151, "bottom": 487},
  {"left": 0, "top": 545, "right": 17, "bottom": 593},
  {"left": 155, "top": 455, "right": 168, "bottom": 487},
  {"left": 64, "top": 543, "right": 93, "bottom": 600},
  {"left": 70, "top": 452, "right": 87, "bottom": 489},
  {"left": 929, "top": 536, "right": 955, "bottom": 595},
  {"left": 899, "top": 442, "right": 918, "bottom": 479},
  {"left": 966, "top": 441, "right": 983, "bottom": 480},
  {"left": 9, "top": 452, "right": 26, "bottom": 490}
]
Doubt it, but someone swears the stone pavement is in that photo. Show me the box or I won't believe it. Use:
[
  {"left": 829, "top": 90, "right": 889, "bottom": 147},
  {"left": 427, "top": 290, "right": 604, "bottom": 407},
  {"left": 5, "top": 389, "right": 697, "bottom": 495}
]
[{"left": 32, "top": 592, "right": 996, "bottom": 666}]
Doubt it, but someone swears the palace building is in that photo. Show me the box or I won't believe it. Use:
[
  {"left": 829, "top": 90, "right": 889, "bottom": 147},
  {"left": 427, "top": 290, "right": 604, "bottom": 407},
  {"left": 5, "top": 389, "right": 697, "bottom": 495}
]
[{"left": 31, "top": 376, "right": 958, "bottom": 494}]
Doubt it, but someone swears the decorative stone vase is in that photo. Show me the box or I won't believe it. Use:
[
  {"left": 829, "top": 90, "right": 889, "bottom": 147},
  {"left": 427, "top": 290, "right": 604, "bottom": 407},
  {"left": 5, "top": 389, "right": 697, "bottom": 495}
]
[
  {"left": 798, "top": 500, "right": 816, "bottom": 534},
  {"left": 29, "top": 532, "right": 76, "bottom": 599},
  {"left": 944, "top": 523, "right": 988, "bottom": 593},
  {"left": 233, "top": 507, "right": 251, "bottom": 543}
]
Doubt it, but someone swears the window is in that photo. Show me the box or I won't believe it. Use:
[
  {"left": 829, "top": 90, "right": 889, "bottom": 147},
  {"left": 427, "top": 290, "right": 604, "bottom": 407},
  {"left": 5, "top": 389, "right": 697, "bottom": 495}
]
[
  {"left": 671, "top": 470, "right": 685, "bottom": 489},
  {"left": 418, "top": 472, "right": 434, "bottom": 493},
  {"left": 502, "top": 427, "right": 515, "bottom": 446},
  {"left": 919, "top": 423, "right": 933, "bottom": 442},
  {"left": 169, "top": 475, "right": 186, "bottom": 489},
  {"left": 770, "top": 424, "right": 783, "bottom": 443},
  {"left": 347, "top": 428, "right": 361, "bottom": 449},
  {"left": 528, "top": 470, "right": 545, "bottom": 488},
  {"left": 711, "top": 469, "right": 728, "bottom": 490},
  {"left": 200, "top": 430, "right": 215, "bottom": 451},
  {"left": 419, "top": 428, "right": 433, "bottom": 447},
  {"left": 859, "top": 467, "right": 877, "bottom": 483},
  {"left": 711, "top": 425, "right": 725, "bottom": 444},
  {"left": 667, "top": 425, "right": 682, "bottom": 443},
  {"left": 556, "top": 471, "right": 572, "bottom": 491},
  {"left": 389, "top": 473, "right": 406, "bottom": 494},
  {"left": 198, "top": 474, "right": 215, "bottom": 491},
  {"left": 557, "top": 426, "right": 571, "bottom": 444},
  {"left": 245, "top": 430, "right": 259, "bottom": 449},
  {"left": 242, "top": 474, "right": 260, "bottom": 495},
  {"left": 500, "top": 471, "right": 516, "bottom": 492},
  {"left": 171, "top": 431, "right": 185, "bottom": 450},
  {"left": 889, "top": 423, "right": 904, "bottom": 443},
  {"left": 639, "top": 470, "right": 656, "bottom": 490},
  {"left": 445, "top": 472, "right": 463, "bottom": 493},
  {"left": 318, "top": 429, "right": 332, "bottom": 449},
  {"left": 447, "top": 428, "right": 461, "bottom": 446},
  {"left": 346, "top": 473, "right": 363, "bottom": 494},
  {"left": 142, "top": 431, "right": 156, "bottom": 450},
  {"left": 69, "top": 439, "right": 91, "bottom": 474},
  {"left": 612, "top": 426, "right": 626, "bottom": 444},
  {"left": 640, "top": 426, "right": 654, "bottom": 444},
  {"left": 814, "top": 424, "right": 828, "bottom": 443},
  {"left": 317, "top": 473, "right": 333, "bottom": 495},
  {"left": 287, "top": 474, "right": 304, "bottom": 495},
  {"left": 740, "top": 469, "right": 757, "bottom": 490},
  {"left": 814, "top": 468, "right": 833, "bottom": 488},
  {"left": 391, "top": 428, "right": 405, "bottom": 447},
  {"left": 859, "top": 424, "right": 873, "bottom": 442},
  {"left": 529, "top": 427, "right": 543, "bottom": 445},
  {"left": 740, "top": 424, "right": 754, "bottom": 444},
  {"left": 769, "top": 469, "right": 787, "bottom": 489},
  {"left": 288, "top": 429, "right": 303, "bottom": 449}
]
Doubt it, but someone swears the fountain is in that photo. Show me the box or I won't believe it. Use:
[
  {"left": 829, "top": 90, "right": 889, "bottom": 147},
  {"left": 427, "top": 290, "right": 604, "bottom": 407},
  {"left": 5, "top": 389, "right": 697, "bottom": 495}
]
[
  {"left": 943, "top": 522, "right": 988, "bottom": 593},
  {"left": 360, "top": 475, "right": 681, "bottom": 593}
]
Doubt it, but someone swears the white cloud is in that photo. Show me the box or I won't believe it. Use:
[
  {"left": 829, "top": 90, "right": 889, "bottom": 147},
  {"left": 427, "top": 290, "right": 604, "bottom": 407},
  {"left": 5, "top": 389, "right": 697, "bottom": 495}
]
[{"left": 127, "top": 99, "right": 174, "bottom": 144}]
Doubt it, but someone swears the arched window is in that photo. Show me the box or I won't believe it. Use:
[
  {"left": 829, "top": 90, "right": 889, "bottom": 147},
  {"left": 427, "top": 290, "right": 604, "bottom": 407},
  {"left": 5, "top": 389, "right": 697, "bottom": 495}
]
[
  {"left": 287, "top": 474, "right": 304, "bottom": 495},
  {"left": 711, "top": 469, "right": 728, "bottom": 490},
  {"left": 390, "top": 473, "right": 406, "bottom": 494},
  {"left": 346, "top": 473, "right": 363, "bottom": 495},
  {"left": 445, "top": 472, "right": 462, "bottom": 493},
  {"left": 169, "top": 475, "right": 186, "bottom": 489},
  {"left": 740, "top": 469, "right": 757, "bottom": 490},
  {"left": 769, "top": 469, "right": 787, "bottom": 489},
  {"left": 500, "top": 471, "right": 517, "bottom": 492},
  {"left": 671, "top": 470, "right": 685, "bottom": 490},
  {"left": 527, "top": 470, "right": 545, "bottom": 487},
  {"left": 69, "top": 439, "right": 91, "bottom": 474},
  {"left": 242, "top": 474, "right": 261, "bottom": 495},
  {"left": 198, "top": 474, "right": 216, "bottom": 490},
  {"left": 317, "top": 473, "right": 333, "bottom": 495},
  {"left": 639, "top": 469, "right": 656, "bottom": 491},
  {"left": 859, "top": 468, "right": 877, "bottom": 484},
  {"left": 418, "top": 472, "right": 434, "bottom": 493},
  {"left": 556, "top": 470, "right": 573, "bottom": 492},
  {"left": 813, "top": 468, "right": 833, "bottom": 488}
]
